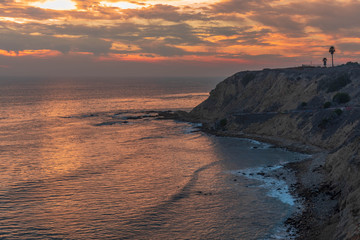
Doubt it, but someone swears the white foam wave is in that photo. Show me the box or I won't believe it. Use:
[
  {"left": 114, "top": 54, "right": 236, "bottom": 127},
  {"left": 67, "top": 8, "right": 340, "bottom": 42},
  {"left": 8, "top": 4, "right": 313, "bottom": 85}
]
[
  {"left": 183, "top": 122, "right": 202, "bottom": 134},
  {"left": 232, "top": 165, "right": 296, "bottom": 206},
  {"left": 264, "top": 225, "right": 297, "bottom": 240},
  {"left": 243, "top": 138, "right": 273, "bottom": 149}
]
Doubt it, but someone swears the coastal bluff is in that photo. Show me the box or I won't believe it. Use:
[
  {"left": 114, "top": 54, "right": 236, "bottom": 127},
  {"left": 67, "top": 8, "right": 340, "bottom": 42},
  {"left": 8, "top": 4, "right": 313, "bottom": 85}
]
[{"left": 188, "top": 63, "right": 360, "bottom": 239}]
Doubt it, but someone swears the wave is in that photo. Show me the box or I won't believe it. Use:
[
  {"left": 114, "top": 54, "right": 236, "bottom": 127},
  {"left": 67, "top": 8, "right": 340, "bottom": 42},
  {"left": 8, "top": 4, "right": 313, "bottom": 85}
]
[
  {"left": 138, "top": 136, "right": 165, "bottom": 141},
  {"left": 231, "top": 165, "right": 299, "bottom": 206},
  {"left": 183, "top": 122, "right": 203, "bottom": 134},
  {"left": 242, "top": 138, "right": 273, "bottom": 149}
]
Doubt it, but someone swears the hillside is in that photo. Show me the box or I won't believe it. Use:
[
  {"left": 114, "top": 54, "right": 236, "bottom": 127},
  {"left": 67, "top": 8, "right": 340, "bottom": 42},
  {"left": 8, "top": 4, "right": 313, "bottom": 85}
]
[{"left": 188, "top": 62, "right": 360, "bottom": 239}]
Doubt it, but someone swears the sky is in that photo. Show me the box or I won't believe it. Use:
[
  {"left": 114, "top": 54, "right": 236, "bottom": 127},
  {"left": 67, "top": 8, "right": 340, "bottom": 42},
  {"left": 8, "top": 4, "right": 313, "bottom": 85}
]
[{"left": 0, "top": 0, "right": 359, "bottom": 77}]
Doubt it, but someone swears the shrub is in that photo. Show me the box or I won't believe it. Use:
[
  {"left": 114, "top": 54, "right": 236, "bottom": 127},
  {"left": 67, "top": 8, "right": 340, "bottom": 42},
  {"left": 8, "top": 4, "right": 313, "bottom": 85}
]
[
  {"left": 333, "top": 92, "right": 351, "bottom": 104},
  {"left": 219, "top": 118, "right": 227, "bottom": 127},
  {"left": 334, "top": 109, "right": 343, "bottom": 116},
  {"left": 317, "top": 73, "right": 351, "bottom": 93},
  {"left": 327, "top": 74, "right": 351, "bottom": 93},
  {"left": 241, "top": 73, "right": 256, "bottom": 87},
  {"left": 323, "top": 102, "right": 331, "bottom": 108},
  {"left": 318, "top": 118, "right": 329, "bottom": 129}
]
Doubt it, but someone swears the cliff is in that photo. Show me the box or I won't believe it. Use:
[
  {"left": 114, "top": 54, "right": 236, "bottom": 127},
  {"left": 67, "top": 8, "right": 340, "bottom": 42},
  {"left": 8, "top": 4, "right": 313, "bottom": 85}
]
[{"left": 189, "top": 62, "right": 360, "bottom": 239}]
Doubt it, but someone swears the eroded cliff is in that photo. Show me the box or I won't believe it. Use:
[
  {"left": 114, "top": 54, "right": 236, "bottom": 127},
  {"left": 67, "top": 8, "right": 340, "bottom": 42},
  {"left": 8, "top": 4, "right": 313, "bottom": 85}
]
[{"left": 189, "top": 62, "right": 360, "bottom": 239}]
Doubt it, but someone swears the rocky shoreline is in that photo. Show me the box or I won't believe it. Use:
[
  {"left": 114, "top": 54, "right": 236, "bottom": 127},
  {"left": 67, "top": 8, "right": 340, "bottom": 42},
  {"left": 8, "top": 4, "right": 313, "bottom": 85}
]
[
  {"left": 202, "top": 130, "right": 337, "bottom": 239},
  {"left": 159, "top": 110, "right": 337, "bottom": 239},
  {"left": 159, "top": 63, "right": 360, "bottom": 239}
]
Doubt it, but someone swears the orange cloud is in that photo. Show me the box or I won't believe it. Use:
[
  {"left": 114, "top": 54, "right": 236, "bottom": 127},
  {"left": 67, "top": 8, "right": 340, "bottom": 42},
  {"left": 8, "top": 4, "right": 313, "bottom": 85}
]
[
  {"left": 0, "top": 0, "right": 360, "bottom": 76},
  {"left": 0, "top": 49, "right": 62, "bottom": 57}
]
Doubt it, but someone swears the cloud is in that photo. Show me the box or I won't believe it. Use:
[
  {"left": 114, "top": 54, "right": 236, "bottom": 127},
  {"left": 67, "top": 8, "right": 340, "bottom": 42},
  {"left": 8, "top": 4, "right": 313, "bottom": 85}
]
[
  {"left": 250, "top": 14, "right": 306, "bottom": 37},
  {"left": 122, "top": 4, "right": 206, "bottom": 22},
  {"left": 337, "top": 43, "right": 360, "bottom": 53},
  {"left": 210, "top": 0, "right": 273, "bottom": 13},
  {"left": 139, "top": 43, "right": 188, "bottom": 56},
  {"left": 0, "top": 20, "right": 204, "bottom": 56},
  {"left": 249, "top": 0, "right": 360, "bottom": 36},
  {"left": 1, "top": 0, "right": 360, "bottom": 77},
  {"left": 0, "top": 28, "right": 112, "bottom": 54}
]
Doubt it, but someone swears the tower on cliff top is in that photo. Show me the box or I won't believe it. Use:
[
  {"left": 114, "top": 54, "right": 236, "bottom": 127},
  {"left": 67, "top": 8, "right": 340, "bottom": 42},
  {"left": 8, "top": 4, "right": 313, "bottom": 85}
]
[{"left": 323, "top": 57, "right": 327, "bottom": 67}]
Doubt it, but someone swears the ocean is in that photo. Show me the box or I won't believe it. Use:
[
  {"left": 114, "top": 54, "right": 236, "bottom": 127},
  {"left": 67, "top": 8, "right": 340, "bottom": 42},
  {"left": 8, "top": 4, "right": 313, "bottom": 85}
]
[{"left": 0, "top": 77, "right": 305, "bottom": 239}]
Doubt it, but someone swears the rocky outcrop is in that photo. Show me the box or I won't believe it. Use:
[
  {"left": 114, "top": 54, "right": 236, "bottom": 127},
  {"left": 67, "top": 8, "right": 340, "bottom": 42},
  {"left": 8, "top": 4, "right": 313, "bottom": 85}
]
[{"left": 189, "top": 62, "right": 360, "bottom": 239}]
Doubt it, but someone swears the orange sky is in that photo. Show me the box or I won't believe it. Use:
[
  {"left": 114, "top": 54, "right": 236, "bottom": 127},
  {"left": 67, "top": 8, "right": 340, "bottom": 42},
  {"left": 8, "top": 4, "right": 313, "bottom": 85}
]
[{"left": 0, "top": 0, "right": 359, "bottom": 77}]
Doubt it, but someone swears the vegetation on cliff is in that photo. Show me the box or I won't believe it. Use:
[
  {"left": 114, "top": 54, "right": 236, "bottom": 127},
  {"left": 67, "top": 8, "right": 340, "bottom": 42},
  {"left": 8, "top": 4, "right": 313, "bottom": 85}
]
[{"left": 189, "top": 62, "right": 360, "bottom": 239}]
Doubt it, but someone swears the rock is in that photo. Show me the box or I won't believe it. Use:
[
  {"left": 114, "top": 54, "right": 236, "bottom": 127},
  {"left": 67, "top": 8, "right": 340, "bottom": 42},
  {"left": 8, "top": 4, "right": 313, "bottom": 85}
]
[{"left": 186, "top": 64, "right": 360, "bottom": 239}]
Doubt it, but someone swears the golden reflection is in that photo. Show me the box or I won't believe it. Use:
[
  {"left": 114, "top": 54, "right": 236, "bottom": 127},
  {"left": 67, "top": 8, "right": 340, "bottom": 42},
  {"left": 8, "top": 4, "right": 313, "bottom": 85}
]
[{"left": 37, "top": 106, "right": 84, "bottom": 177}]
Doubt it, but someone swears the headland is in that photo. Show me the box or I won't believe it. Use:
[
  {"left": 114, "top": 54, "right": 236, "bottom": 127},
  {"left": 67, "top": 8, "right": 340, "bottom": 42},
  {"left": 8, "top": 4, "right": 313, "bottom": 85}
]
[{"left": 165, "top": 62, "right": 360, "bottom": 239}]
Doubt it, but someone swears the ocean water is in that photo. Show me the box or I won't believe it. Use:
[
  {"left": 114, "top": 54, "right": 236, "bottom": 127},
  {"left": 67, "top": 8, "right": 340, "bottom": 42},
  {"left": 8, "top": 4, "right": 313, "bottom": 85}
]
[{"left": 0, "top": 77, "right": 305, "bottom": 239}]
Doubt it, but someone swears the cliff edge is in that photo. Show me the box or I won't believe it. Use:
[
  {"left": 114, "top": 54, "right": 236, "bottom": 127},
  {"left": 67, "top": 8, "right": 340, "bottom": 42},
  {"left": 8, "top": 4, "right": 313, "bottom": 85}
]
[{"left": 189, "top": 62, "right": 360, "bottom": 239}]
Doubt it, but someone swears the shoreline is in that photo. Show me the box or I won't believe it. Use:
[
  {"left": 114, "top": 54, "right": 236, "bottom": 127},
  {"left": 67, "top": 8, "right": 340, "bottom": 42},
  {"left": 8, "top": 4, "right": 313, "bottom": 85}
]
[
  {"left": 158, "top": 110, "right": 339, "bottom": 239},
  {"left": 159, "top": 64, "right": 360, "bottom": 239},
  {"left": 202, "top": 129, "right": 334, "bottom": 239}
]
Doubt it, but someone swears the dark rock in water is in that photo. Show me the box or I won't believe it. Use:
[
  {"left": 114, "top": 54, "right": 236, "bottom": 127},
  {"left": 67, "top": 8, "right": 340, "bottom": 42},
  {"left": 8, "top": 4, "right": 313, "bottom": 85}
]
[
  {"left": 257, "top": 172, "right": 265, "bottom": 176},
  {"left": 94, "top": 121, "right": 128, "bottom": 126},
  {"left": 82, "top": 114, "right": 98, "bottom": 118},
  {"left": 123, "top": 116, "right": 142, "bottom": 120}
]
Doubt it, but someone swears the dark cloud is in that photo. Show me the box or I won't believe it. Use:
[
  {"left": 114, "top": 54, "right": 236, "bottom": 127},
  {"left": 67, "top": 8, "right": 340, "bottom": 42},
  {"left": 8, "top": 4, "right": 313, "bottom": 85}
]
[
  {"left": 139, "top": 23, "right": 205, "bottom": 45},
  {"left": 248, "top": 0, "right": 360, "bottom": 36},
  {"left": 250, "top": 14, "right": 306, "bottom": 36},
  {"left": 123, "top": 4, "right": 206, "bottom": 22},
  {"left": 0, "top": 28, "right": 112, "bottom": 54},
  {"left": 0, "top": 6, "right": 61, "bottom": 19},
  {"left": 337, "top": 42, "right": 360, "bottom": 53},
  {"left": 0, "top": 21, "right": 204, "bottom": 56},
  {"left": 210, "top": 0, "right": 274, "bottom": 13},
  {"left": 305, "top": 3, "right": 360, "bottom": 34},
  {"left": 207, "top": 26, "right": 251, "bottom": 37},
  {"left": 140, "top": 43, "right": 188, "bottom": 56}
]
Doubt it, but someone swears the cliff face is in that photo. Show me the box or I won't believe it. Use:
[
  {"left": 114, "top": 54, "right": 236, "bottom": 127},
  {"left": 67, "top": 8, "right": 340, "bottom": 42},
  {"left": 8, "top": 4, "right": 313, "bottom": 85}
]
[
  {"left": 192, "top": 63, "right": 360, "bottom": 120},
  {"left": 190, "top": 63, "right": 360, "bottom": 239}
]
